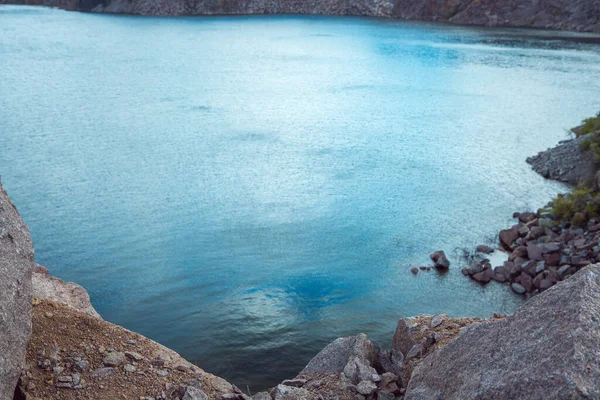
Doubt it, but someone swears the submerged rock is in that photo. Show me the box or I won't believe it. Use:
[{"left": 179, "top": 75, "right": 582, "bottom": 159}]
[{"left": 405, "top": 265, "right": 600, "bottom": 399}]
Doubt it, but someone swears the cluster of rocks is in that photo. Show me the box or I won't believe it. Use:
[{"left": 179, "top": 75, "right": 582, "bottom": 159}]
[
  {"left": 410, "top": 250, "right": 450, "bottom": 275},
  {"left": 462, "top": 210, "right": 600, "bottom": 295},
  {"left": 252, "top": 314, "right": 483, "bottom": 400},
  {"left": 526, "top": 131, "right": 598, "bottom": 186}
]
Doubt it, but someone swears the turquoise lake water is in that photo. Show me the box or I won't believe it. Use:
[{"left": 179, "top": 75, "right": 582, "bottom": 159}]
[{"left": 1, "top": 5, "right": 600, "bottom": 389}]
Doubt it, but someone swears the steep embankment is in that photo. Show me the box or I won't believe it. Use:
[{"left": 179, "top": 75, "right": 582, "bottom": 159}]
[{"left": 1, "top": 0, "right": 600, "bottom": 32}]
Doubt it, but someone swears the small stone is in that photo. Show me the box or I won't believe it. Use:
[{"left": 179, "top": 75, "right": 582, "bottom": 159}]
[
  {"left": 175, "top": 364, "right": 190, "bottom": 372},
  {"left": 92, "top": 367, "right": 116, "bottom": 377},
  {"left": 430, "top": 314, "right": 445, "bottom": 328},
  {"left": 411, "top": 267, "right": 419, "bottom": 275},
  {"left": 124, "top": 364, "right": 136, "bottom": 373},
  {"left": 377, "top": 391, "right": 395, "bottom": 400},
  {"left": 527, "top": 243, "right": 543, "bottom": 261},
  {"left": 72, "top": 373, "right": 81, "bottom": 386},
  {"left": 73, "top": 360, "right": 90, "bottom": 372},
  {"left": 156, "top": 369, "right": 169, "bottom": 377},
  {"left": 539, "top": 279, "right": 554, "bottom": 292},
  {"left": 356, "top": 380, "right": 377, "bottom": 395},
  {"left": 281, "top": 379, "right": 307, "bottom": 388},
  {"left": 126, "top": 339, "right": 136, "bottom": 345},
  {"left": 542, "top": 243, "right": 560, "bottom": 253},
  {"left": 182, "top": 386, "right": 209, "bottom": 400},
  {"left": 476, "top": 245, "right": 494, "bottom": 254},
  {"left": 125, "top": 351, "right": 144, "bottom": 361},
  {"left": 57, "top": 376, "right": 73, "bottom": 383},
  {"left": 406, "top": 344, "right": 424, "bottom": 360},
  {"left": 52, "top": 366, "right": 65, "bottom": 374},
  {"left": 511, "top": 283, "right": 526, "bottom": 294},
  {"left": 26, "top": 382, "right": 36, "bottom": 391},
  {"left": 103, "top": 352, "right": 126, "bottom": 367},
  {"left": 44, "top": 312, "right": 54, "bottom": 318}
]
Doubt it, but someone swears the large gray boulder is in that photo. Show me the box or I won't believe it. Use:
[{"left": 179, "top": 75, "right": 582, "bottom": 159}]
[
  {"left": 298, "top": 333, "right": 375, "bottom": 377},
  {"left": 405, "top": 265, "right": 600, "bottom": 400},
  {"left": 0, "top": 182, "right": 33, "bottom": 399}
]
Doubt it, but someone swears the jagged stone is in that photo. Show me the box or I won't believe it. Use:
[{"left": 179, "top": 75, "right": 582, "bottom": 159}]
[
  {"left": 182, "top": 386, "right": 209, "bottom": 400},
  {"left": 298, "top": 334, "right": 375, "bottom": 377},
  {"left": 391, "top": 320, "right": 415, "bottom": 356},
  {"left": 272, "top": 385, "right": 316, "bottom": 400},
  {"left": 405, "top": 265, "right": 600, "bottom": 400}
]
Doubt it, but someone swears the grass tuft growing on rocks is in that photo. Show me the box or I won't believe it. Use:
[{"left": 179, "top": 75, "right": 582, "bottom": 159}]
[
  {"left": 574, "top": 111, "right": 600, "bottom": 137},
  {"left": 574, "top": 112, "right": 600, "bottom": 161},
  {"left": 550, "top": 184, "right": 600, "bottom": 226}
]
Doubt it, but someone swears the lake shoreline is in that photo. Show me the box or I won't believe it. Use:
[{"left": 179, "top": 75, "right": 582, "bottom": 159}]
[{"left": 1, "top": 0, "right": 600, "bottom": 33}]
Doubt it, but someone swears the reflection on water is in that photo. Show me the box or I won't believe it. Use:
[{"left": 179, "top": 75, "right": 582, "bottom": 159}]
[{"left": 1, "top": 6, "right": 600, "bottom": 389}]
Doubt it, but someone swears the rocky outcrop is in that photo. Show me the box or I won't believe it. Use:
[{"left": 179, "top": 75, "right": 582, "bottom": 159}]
[
  {"left": 405, "top": 265, "right": 600, "bottom": 399},
  {"left": 264, "top": 315, "right": 485, "bottom": 400},
  {"left": 0, "top": 181, "right": 33, "bottom": 400},
  {"left": 1, "top": 0, "right": 600, "bottom": 32},
  {"left": 32, "top": 264, "right": 100, "bottom": 318},
  {"left": 526, "top": 132, "right": 599, "bottom": 186}
]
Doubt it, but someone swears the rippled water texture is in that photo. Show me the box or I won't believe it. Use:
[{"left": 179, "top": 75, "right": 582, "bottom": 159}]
[{"left": 1, "top": 6, "right": 600, "bottom": 389}]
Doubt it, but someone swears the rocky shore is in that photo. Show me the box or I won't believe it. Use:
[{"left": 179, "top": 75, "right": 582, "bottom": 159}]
[
  {"left": 526, "top": 132, "right": 598, "bottom": 186},
  {"left": 1, "top": 0, "right": 599, "bottom": 32},
  {"left": 463, "top": 210, "right": 600, "bottom": 295}
]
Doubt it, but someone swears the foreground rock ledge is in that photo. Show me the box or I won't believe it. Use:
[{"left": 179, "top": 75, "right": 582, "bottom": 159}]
[
  {"left": 0, "top": 182, "right": 33, "bottom": 400},
  {"left": 405, "top": 265, "right": 600, "bottom": 400}
]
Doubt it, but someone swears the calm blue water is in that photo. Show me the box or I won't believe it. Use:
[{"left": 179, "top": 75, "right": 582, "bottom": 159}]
[{"left": 2, "top": 5, "right": 600, "bottom": 389}]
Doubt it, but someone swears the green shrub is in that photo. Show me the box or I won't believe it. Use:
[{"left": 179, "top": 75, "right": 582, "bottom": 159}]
[
  {"left": 573, "top": 111, "right": 600, "bottom": 137},
  {"left": 571, "top": 212, "right": 586, "bottom": 227},
  {"left": 550, "top": 184, "right": 600, "bottom": 226}
]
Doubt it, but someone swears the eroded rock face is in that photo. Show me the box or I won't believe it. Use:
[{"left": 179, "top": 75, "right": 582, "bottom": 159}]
[
  {"left": 0, "top": 182, "right": 33, "bottom": 400},
  {"left": 405, "top": 265, "right": 600, "bottom": 400},
  {"left": 32, "top": 264, "right": 100, "bottom": 317}
]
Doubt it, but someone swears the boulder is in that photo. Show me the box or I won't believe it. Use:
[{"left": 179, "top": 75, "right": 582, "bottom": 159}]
[
  {"left": 298, "top": 334, "right": 375, "bottom": 377},
  {"left": 0, "top": 182, "right": 33, "bottom": 399},
  {"left": 405, "top": 265, "right": 600, "bottom": 400},
  {"left": 391, "top": 320, "right": 416, "bottom": 357},
  {"left": 182, "top": 386, "right": 209, "bottom": 400},
  {"left": 429, "top": 251, "right": 450, "bottom": 269},
  {"left": 527, "top": 243, "right": 543, "bottom": 261},
  {"left": 475, "top": 245, "right": 494, "bottom": 254},
  {"left": 499, "top": 228, "right": 519, "bottom": 250},
  {"left": 271, "top": 385, "right": 316, "bottom": 400}
]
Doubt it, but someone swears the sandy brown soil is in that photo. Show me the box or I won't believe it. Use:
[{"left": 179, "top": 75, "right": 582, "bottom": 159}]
[{"left": 17, "top": 300, "right": 246, "bottom": 400}]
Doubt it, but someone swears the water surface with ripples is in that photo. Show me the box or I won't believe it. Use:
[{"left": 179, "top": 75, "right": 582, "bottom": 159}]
[{"left": 1, "top": 5, "right": 600, "bottom": 389}]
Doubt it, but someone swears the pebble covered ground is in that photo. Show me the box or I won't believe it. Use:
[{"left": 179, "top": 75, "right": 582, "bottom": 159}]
[{"left": 18, "top": 300, "right": 249, "bottom": 400}]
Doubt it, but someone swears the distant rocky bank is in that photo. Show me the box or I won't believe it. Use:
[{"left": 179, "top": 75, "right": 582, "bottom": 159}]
[{"left": 1, "top": 0, "right": 600, "bottom": 33}]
